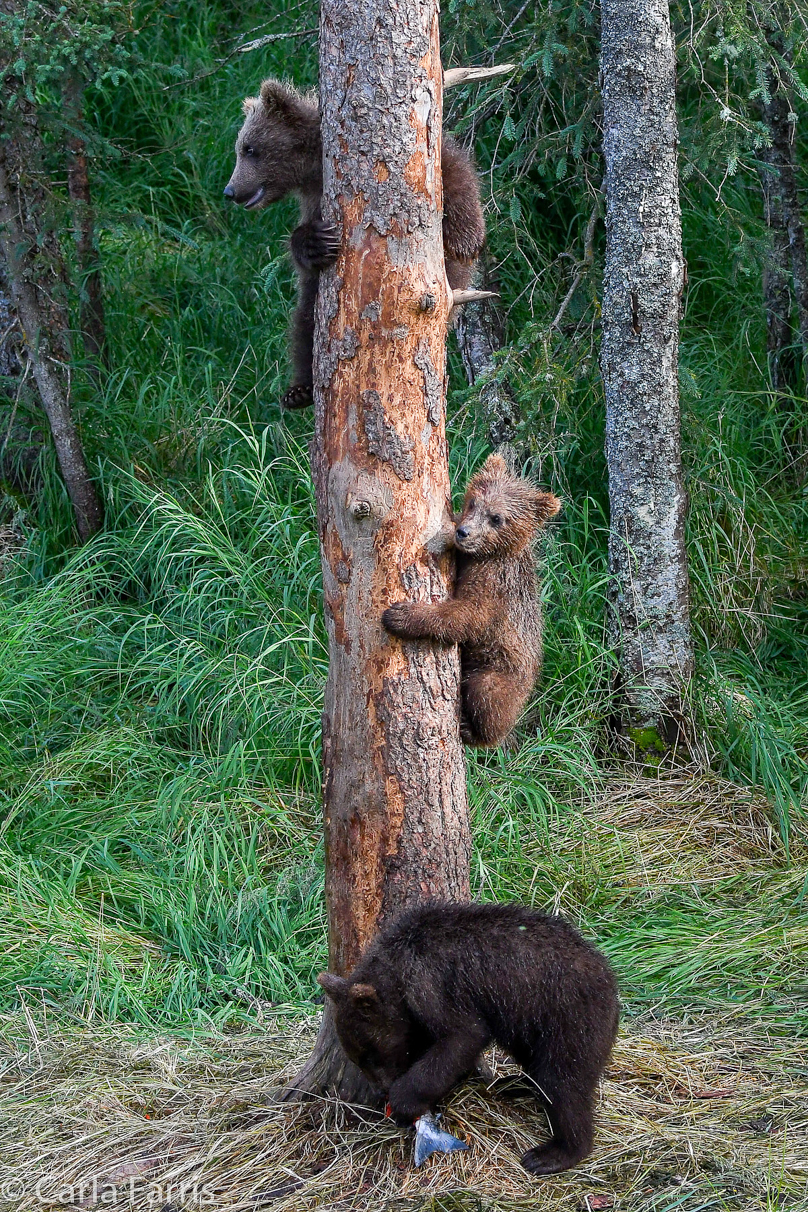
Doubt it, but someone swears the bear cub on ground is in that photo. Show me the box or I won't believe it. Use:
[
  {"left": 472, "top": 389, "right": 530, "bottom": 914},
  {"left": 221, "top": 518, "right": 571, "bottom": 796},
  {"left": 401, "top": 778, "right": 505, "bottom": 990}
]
[
  {"left": 383, "top": 453, "right": 561, "bottom": 746},
  {"left": 224, "top": 78, "right": 486, "bottom": 409},
  {"left": 318, "top": 902, "right": 618, "bottom": 1176}
]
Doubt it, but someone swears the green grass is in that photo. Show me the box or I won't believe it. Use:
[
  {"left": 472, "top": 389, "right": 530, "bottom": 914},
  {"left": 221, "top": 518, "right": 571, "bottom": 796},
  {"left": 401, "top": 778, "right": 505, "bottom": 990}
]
[{"left": 0, "top": 0, "right": 806, "bottom": 1038}]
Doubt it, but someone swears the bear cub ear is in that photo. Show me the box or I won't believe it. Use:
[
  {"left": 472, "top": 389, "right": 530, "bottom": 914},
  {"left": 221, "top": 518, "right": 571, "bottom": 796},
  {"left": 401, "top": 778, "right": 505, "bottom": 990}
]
[
  {"left": 349, "top": 983, "right": 378, "bottom": 1006},
  {"left": 317, "top": 973, "right": 379, "bottom": 1007},
  {"left": 317, "top": 972, "right": 349, "bottom": 1001},
  {"left": 259, "top": 79, "right": 315, "bottom": 131},
  {"left": 535, "top": 493, "right": 562, "bottom": 526},
  {"left": 482, "top": 452, "right": 509, "bottom": 478}
]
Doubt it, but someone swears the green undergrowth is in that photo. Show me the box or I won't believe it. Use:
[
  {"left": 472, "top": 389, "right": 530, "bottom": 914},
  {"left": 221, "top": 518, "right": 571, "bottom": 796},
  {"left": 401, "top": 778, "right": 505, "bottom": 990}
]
[{"left": 0, "top": 0, "right": 806, "bottom": 1036}]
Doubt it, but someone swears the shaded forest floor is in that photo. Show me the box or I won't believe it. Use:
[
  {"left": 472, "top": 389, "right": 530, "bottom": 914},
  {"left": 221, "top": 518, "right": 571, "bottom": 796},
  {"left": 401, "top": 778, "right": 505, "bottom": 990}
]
[{"left": 2, "top": 772, "right": 806, "bottom": 1212}]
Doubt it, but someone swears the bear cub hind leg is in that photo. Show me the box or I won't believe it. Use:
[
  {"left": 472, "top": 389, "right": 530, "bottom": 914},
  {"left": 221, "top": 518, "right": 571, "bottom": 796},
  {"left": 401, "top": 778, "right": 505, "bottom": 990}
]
[{"left": 520, "top": 1074, "right": 596, "bottom": 1175}]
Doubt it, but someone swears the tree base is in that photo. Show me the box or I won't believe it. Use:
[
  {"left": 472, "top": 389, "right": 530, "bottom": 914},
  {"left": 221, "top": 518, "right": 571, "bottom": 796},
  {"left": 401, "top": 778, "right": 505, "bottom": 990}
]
[{"left": 281, "top": 1002, "right": 385, "bottom": 1110}]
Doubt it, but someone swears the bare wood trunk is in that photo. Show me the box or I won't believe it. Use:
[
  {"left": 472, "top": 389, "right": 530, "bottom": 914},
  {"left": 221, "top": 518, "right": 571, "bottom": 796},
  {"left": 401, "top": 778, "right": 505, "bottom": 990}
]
[
  {"left": 0, "top": 154, "right": 102, "bottom": 541},
  {"left": 288, "top": 0, "right": 471, "bottom": 1102},
  {"left": 64, "top": 73, "right": 106, "bottom": 366},
  {"left": 600, "top": 0, "right": 693, "bottom": 746}
]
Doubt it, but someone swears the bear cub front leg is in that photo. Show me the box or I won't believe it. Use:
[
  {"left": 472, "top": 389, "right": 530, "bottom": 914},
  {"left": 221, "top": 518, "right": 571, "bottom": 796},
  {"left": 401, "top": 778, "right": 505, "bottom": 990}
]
[
  {"left": 383, "top": 600, "right": 477, "bottom": 646},
  {"left": 387, "top": 1028, "right": 489, "bottom": 1124}
]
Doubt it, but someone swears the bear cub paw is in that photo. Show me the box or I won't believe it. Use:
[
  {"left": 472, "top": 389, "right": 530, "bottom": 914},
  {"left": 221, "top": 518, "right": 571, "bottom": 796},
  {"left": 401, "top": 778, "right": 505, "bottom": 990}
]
[
  {"left": 382, "top": 602, "right": 417, "bottom": 638},
  {"left": 282, "top": 384, "right": 314, "bottom": 410},
  {"left": 520, "top": 1143, "right": 585, "bottom": 1176},
  {"left": 290, "top": 219, "right": 340, "bottom": 271},
  {"left": 388, "top": 1080, "right": 431, "bottom": 1126}
]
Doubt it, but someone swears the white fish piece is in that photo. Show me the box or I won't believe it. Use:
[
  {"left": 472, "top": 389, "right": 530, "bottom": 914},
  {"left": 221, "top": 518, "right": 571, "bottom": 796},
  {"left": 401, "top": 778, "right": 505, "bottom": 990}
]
[{"left": 413, "top": 1112, "right": 469, "bottom": 1166}]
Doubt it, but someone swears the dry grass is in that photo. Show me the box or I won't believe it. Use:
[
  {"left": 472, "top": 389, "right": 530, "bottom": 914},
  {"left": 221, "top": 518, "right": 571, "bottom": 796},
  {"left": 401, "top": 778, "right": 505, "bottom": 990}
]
[
  {"left": 1, "top": 772, "right": 805, "bottom": 1212},
  {"left": 0, "top": 1008, "right": 806, "bottom": 1211}
]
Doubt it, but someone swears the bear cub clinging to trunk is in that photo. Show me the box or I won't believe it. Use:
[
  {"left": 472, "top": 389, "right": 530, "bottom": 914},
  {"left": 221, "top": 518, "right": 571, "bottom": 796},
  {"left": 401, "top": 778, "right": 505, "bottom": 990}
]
[
  {"left": 224, "top": 78, "right": 486, "bottom": 410},
  {"left": 383, "top": 453, "right": 561, "bottom": 746},
  {"left": 318, "top": 902, "right": 619, "bottom": 1176}
]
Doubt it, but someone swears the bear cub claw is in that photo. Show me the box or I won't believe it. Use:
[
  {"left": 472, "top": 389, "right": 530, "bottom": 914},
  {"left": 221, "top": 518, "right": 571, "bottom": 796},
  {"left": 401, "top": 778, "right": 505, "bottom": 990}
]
[
  {"left": 282, "top": 384, "right": 314, "bottom": 410},
  {"left": 290, "top": 219, "right": 340, "bottom": 271},
  {"left": 381, "top": 602, "right": 416, "bottom": 637}
]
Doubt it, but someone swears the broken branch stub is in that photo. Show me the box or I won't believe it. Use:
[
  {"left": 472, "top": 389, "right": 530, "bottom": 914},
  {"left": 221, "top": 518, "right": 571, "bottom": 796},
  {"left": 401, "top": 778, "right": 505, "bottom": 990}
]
[{"left": 444, "top": 64, "right": 516, "bottom": 88}]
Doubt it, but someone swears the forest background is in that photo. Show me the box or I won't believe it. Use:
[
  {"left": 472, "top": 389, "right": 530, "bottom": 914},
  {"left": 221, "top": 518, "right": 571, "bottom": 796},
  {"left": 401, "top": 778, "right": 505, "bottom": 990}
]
[{"left": 0, "top": 1, "right": 806, "bottom": 1208}]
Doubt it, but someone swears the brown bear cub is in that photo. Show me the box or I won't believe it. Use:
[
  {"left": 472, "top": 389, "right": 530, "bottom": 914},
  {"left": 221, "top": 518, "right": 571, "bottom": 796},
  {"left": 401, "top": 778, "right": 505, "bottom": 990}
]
[
  {"left": 383, "top": 454, "right": 561, "bottom": 746},
  {"left": 318, "top": 902, "right": 618, "bottom": 1176},
  {"left": 224, "top": 79, "right": 486, "bottom": 409}
]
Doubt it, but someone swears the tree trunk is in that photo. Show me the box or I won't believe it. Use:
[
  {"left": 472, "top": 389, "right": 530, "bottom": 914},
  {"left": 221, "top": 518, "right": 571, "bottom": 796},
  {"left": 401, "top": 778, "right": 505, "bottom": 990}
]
[
  {"left": 453, "top": 261, "right": 525, "bottom": 458},
  {"left": 288, "top": 0, "right": 471, "bottom": 1103},
  {"left": 64, "top": 73, "right": 106, "bottom": 367},
  {"left": 757, "top": 27, "right": 808, "bottom": 428},
  {"left": 761, "top": 159, "right": 797, "bottom": 398},
  {"left": 599, "top": 0, "right": 693, "bottom": 747},
  {"left": 0, "top": 258, "right": 19, "bottom": 379},
  {"left": 0, "top": 152, "right": 102, "bottom": 541}
]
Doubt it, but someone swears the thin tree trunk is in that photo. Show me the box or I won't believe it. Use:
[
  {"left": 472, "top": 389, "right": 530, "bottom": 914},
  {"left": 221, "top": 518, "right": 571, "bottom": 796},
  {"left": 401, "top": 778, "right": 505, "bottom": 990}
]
[
  {"left": 0, "top": 154, "right": 102, "bottom": 541},
  {"left": 64, "top": 73, "right": 106, "bottom": 366},
  {"left": 0, "top": 258, "right": 19, "bottom": 379},
  {"left": 287, "top": 0, "right": 471, "bottom": 1102},
  {"left": 760, "top": 159, "right": 797, "bottom": 398},
  {"left": 600, "top": 0, "right": 693, "bottom": 747},
  {"left": 756, "top": 24, "right": 808, "bottom": 453},
  {"left": 453, "top": 261, "right": 525, "bottom": 457}
]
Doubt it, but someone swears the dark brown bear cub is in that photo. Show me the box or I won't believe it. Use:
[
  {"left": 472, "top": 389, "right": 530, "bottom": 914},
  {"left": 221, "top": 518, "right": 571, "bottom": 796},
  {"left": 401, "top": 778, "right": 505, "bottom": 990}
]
[
  {"left": 224, "top": 78, "right": 486, "bottom": 409},
  {"left": 383, "top": 454, "right": 561, "bottom": 746},
  {"left": 318, "top": 902, "right": 618, "bottom": 1176}
]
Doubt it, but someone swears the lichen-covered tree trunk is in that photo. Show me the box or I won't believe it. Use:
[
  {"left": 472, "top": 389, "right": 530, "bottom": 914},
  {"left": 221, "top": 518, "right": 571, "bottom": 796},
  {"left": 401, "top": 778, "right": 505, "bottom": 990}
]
[
  {"left": 286, "top": 0, "right": 471, "bottom": 1103},
  {"left": 600, "top": 0, "right": 693, "bottom": 746}
]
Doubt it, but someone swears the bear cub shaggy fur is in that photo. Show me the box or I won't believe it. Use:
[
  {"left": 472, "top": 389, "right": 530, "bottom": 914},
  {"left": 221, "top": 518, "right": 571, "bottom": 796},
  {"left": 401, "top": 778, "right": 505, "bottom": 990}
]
[
  {"left": 383, "top": 453, "right": 561, "bottom": 746},
  {"left": 225, "top": 78, "right": 486, "bottom": 409},
  {"left": 318, "top": 902, "right": 619, "bottom": 1176}
]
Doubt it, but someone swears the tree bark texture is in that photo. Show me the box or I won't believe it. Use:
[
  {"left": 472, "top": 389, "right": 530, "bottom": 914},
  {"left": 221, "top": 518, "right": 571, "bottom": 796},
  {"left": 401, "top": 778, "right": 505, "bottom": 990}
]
[
  {"left": 0, "top": 147, "right": 102, "bottom": 541},
  {"left": 453, "top": 260, "right": 524, "bottom": 457},
  {"left": 0, "top": 259, "right": 19, "bottom": 379},
  {"left": 757, "top": 28, "right": 808, "bottom": 407},
  {"left": 600, "top": 0, "right": 694, "bottom": 745},
  {"left": 290, "top": 0, "right": 471, "bottom": 1101},
  {"left": 64, "top": 73, "right": 106, "bottom": 367}
]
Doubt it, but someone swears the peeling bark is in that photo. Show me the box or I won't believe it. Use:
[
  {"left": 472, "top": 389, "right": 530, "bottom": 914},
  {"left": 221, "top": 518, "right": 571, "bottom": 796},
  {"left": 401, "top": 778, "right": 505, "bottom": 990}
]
[
  {"left": 288, "top": 0, "right": 470, "bottom": 1103},
  {"left": 64, "top": 73, "right": 106, "bottom": 367},
  {"left": 600, "top": 0, "right": 693, "bottom": 745}
]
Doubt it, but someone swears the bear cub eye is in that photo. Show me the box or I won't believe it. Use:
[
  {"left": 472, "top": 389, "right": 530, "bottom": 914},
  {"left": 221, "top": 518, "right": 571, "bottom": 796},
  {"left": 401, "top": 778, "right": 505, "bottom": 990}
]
[
  {"left": 243, "top": 144, "right": 257, "bottom": 158},
  {"left": 489, "top": 514, "right": 503, "bottom": 527}
]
